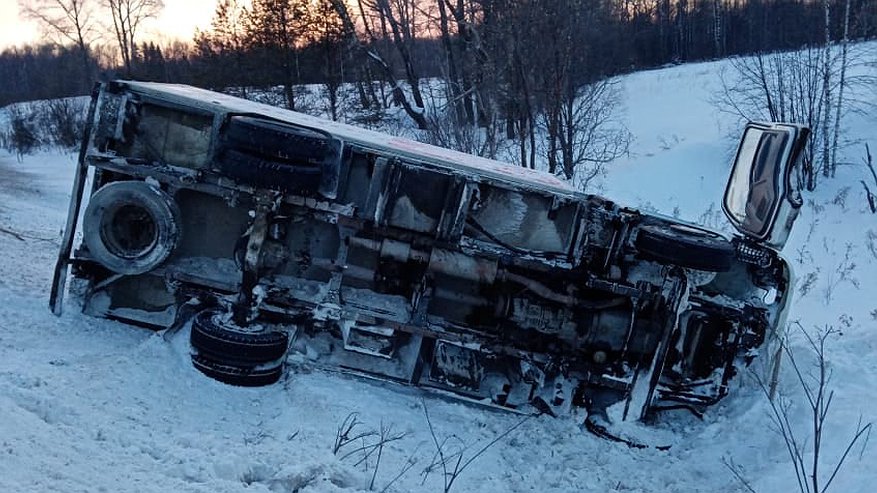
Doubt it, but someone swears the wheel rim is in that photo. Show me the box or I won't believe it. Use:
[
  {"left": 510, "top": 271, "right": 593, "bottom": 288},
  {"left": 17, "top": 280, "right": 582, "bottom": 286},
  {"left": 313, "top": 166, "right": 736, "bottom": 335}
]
[{"left": 99, "top": 203, "right": 159, "bottom": 259}]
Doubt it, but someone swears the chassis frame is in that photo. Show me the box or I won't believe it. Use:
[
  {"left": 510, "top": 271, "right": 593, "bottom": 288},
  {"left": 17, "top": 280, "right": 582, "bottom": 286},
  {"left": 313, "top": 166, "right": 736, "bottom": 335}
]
[{"left": 50, "top": 81, "right": 806, "bottom": 425}]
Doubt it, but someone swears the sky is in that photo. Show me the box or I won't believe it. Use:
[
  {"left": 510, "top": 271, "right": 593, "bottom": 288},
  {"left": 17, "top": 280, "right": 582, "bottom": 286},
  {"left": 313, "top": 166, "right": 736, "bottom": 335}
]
[{"left": 0, "top": 0, "right": 220, "bottom": 50}]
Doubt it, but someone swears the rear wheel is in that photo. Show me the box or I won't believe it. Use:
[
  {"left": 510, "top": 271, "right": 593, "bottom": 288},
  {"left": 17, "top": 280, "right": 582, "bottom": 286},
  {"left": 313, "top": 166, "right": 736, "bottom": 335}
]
[
  {"left": 189, "top": 308, "right": 289, "bottom": 387},
  {"left": 82, "top": 181, "right": 181, "bottom": 275},
  {"left": 190, "top": 308, "right": 289, "bottom": 363},
  {"left": 191, "top": 354, "right": 284, "bottom": 387}
]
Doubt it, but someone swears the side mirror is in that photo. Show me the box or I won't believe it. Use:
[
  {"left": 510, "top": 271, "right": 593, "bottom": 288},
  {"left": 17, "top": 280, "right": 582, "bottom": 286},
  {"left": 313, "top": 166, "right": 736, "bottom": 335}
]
[{"left": 723, "top": 122, "right": 810, "bottom": 250}]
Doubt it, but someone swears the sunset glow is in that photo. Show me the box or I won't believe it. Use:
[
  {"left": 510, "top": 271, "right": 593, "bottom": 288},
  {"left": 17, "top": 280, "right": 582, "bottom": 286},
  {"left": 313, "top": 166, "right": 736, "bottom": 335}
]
[
  {"left": 148, "top": 0, "right": 219, "bottom": 43},
  {"left": 0, "top": 0, "right": 221, "bottom": 49},
  {"left": 0, "top": 2, "right": 38, "bottom": 48}
]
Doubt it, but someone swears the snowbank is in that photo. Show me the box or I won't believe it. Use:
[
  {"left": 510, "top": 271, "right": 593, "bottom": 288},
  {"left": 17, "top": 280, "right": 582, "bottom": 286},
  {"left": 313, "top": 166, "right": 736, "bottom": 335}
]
[{"left": 0, "top": 44, "right": 875, "bottom": 492}]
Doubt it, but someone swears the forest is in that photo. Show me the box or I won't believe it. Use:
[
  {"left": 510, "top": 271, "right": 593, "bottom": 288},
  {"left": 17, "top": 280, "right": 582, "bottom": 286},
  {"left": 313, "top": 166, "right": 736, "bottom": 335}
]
[{"left": 2, "top": 0, "right": 876, "bottom": 188}]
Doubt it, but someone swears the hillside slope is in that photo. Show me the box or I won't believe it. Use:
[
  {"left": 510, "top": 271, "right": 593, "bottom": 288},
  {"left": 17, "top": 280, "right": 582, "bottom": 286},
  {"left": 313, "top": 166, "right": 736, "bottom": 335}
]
[{"left": 0, "top": 48, "right": 875, "bottom": 492}]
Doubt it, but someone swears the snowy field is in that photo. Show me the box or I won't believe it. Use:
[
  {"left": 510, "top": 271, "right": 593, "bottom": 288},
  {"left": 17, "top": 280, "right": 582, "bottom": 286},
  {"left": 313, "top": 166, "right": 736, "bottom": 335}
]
[{"left": 1, "top": 47, "right": 876, "bottom": 492}]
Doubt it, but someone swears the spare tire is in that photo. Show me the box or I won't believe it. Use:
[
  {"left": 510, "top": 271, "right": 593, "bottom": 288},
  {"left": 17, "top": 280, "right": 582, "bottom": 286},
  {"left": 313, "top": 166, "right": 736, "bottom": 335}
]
[
  {"left": 189, "top": 308, "right": 289, "bottom": 363},
  {"left": 82, "top": 181, "right": 181, "bottom": 275},
  {"left": 224, "top": 116, "right": 334, "bottom": 163},
  {"left": 220, "top": 116, "right": 341, "bottom": 198},
  {"left": 217, "top": 149, "right": 322, "bottom": 194},
  {"left": 635, "top": 224, "right": 734, "bottom": 272}
]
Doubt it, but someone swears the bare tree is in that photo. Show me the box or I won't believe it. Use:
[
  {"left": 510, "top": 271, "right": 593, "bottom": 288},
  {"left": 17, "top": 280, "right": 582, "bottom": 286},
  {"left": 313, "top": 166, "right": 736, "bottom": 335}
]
[
  {"left": 476, "top": 0, "right": 542, "bottom": 169},
  {"left": 756, "top": 323, "right": 872, "bottom": 493},
  {"left": 474, "top": 0, "right": 629, "bottom": 180},
  {"left": 19, "top": 0, "right": 98, "bottom": 86},
  {"left": 830, "top": 0, "right": 853, "bottom": 179},
  {"left": 421, "top": 400, "right": 531, "bottom": 493},
  {"left": 358, "top": 0, "right": 430, "bottom": 129},
  {"left": 103, "top": 0, "right": 164, "bottom": 77},
  {"left": 420, "top": 0, "right": 502, "bottom": 156},
  {"left": 543, "top": 80, "right": 631, "bottom": 190},
  {"left": 530, "top": 0, "right": 630, "bottom": 185},
  {"left": 711, "top": 0, "right": 724, "bottom": 57},
  {"left": 821, "top": 0, "right": 833, "bottom": 178},
  {"left": 717, "top": 2, "right": 873, "bottom": 191},
  {"left": 327, "top": 0, "right": 429, "bottom": 129},
  {"left": 862, "top": 144, "right": 876, "bottom": 214},
  {"left": 435, "top": 0, "right": 494, "bottom": 131},
  {"left": 421, "top": 90, "right": 502, "bottom": 159},
  {"left": 718, "top": 47, "right": 828, "bottom": 190},
  {"left": 332, "top": 412, "right": 410, "bottom": 491}
]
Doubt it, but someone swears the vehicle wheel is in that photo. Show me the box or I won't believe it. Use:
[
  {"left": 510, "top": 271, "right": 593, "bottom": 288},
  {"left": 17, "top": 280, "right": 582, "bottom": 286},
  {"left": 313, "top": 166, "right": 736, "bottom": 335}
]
[
  {"left": 224, "top": 116, "right": 333, "bottom": 163},
  {"left": 634, "top": 224, "right": 734, "bottom": 272},
  {"left": 82, "top": 181, "right": 181, "bottom": 275},
  {"left": 190, "top": 308, "right": 289, "bottom": 363},
  {"left": 217, "top": 149, "right": 323, "bottom": 194},
  {"left": 191, "top": 354, "right": 283, "bottom": 387},
  {"left": 220, "top": 116, "right": 341, "bottom": 197}
]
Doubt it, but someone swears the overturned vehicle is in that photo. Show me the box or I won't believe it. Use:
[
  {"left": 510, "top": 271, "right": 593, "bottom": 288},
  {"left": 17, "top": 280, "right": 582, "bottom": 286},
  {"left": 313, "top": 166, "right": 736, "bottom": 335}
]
[{"left": 51, "top": 81, "right": 809, "bottom": 429}]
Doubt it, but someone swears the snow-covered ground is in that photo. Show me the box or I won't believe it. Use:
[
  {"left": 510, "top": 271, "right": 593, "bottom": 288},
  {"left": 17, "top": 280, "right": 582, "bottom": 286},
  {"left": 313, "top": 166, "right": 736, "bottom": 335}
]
[{"left": 1, "top": 46, "right": 875, "bottom": 492}]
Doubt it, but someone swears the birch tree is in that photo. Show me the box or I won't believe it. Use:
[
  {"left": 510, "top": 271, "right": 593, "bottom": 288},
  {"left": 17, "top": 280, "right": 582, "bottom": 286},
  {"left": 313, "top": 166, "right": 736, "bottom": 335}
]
[
  {"left": 830, "top": 0, "right": 853, "bottom": 179},
  {"left": 104, "top": 0, "right": 164, "bottom": 77},
  {"left": 821, "top": 0, "right": 833, "bottom": 178}
]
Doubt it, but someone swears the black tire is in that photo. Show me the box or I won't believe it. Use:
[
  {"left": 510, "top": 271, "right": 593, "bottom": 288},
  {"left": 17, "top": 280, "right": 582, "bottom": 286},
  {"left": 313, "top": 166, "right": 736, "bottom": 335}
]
[
  {"left": 635, "top": 224, "right": 734, "bottom": 272},
  {"left": 191, "top": 354, "right": 283, "bottom": 387},
  {"left": 217, "top": 149, "right": 322, "bottom": 194},
  {"left": 224, "top": 116, "right": 333, "bottom": 163},
  {"left": 82, "top": 181, "right": 181, "bottom": 275},
  {"left": 189, "top": 308, "right": 289, "bottom": 363},
  {"left": 220, "top": 116, "right": 341, "bottom": 197}
]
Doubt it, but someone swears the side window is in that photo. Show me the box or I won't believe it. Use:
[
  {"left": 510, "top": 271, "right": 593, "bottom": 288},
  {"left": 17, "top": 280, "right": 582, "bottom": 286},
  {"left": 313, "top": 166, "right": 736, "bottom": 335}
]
[
  {"left": 724, "top": 124, "right": 800, "bottom": 241},
  {"left": 744, "top": 132, "right": 786, "bottom": 228},
  {"left": 785, "top": 144, "right": 807, "bottom": 209}
]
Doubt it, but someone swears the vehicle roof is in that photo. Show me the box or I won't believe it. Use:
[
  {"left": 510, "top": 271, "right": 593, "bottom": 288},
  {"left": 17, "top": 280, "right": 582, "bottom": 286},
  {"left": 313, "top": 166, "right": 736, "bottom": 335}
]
[{"left": 115, "top": 80, "right": 578, "bottom": 197}]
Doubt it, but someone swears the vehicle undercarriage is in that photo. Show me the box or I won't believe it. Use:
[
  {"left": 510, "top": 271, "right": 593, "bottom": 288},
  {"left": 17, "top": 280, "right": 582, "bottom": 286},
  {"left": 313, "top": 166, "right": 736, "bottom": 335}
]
[{"left": 50, "top": 81, "right": 806, "bottom": 435}]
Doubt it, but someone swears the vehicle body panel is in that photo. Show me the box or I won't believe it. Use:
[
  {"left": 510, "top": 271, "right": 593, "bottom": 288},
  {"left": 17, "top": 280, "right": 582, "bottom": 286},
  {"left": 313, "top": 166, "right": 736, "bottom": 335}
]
[{"left": 51, "top": 81, "right": 807, "bottom": 425}]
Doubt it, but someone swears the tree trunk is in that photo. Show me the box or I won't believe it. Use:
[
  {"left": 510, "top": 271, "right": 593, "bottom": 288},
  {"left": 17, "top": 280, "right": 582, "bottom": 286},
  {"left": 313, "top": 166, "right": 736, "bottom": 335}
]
[
  {"left": 830, "top": 0, "right": 852, "bottom": 179},
  {"left": 821, "top": 0, "right": 832, "bottom": 178},
  {"left": 712, "top": 0, "right": 722, "bottom": 57},
  {"left": 437, "top": 0, "right": 466, "bottom": 123}
]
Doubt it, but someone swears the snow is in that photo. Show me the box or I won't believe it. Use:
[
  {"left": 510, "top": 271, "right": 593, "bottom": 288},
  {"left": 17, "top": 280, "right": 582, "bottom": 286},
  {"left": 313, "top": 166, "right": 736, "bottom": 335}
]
[{"left": 1, "top": 44, "right": 876, "bottom": 492}]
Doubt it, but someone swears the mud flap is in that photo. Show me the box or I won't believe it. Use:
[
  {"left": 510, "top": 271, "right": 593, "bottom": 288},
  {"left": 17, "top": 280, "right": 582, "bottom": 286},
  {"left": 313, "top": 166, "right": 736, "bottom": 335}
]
[
  {"left": 160, "top": 298, "right": 204, "bottom": 341},
  {"left": 584, "top": 414, "right": 673, "bottom": 450}
]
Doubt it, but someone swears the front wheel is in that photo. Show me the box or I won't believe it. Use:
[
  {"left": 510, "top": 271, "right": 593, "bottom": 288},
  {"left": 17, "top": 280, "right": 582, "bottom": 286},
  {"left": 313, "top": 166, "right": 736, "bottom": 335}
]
[
  {"left": 191, "top": 354, "right": 284, "bottom": 387},
  {"left": 634, "top": 224, "right": 734, "bottom": 272}
]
